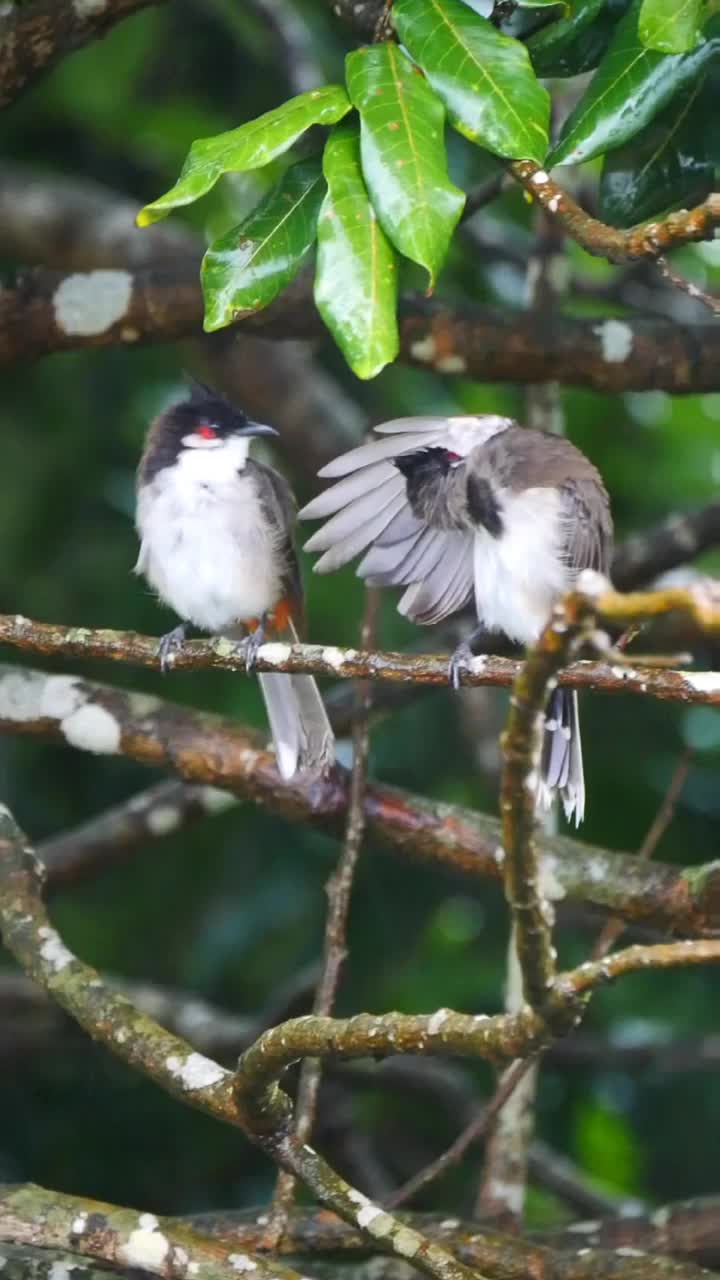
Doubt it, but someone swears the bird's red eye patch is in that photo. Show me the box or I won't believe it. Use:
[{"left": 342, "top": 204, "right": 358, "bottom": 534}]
[
  {"left": 446, "top": 451, "right": 462, "bottom": 462},
  {"left": 196, "top": 422, "right": 217, "bottom": 439}
]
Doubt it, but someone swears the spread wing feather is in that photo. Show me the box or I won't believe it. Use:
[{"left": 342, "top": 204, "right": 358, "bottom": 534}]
[
  {"left": 311, "top": 490, "right": 408, "bottom": 574},
  {"left": 317, "top": 429, "right": 448, "bottom": 478},
  {"left": 398, "top": 534, "right": 474, "bottom": 624},
  {"left": 300, "top": 461, "right": 398, "bottom": 520},
  {"left": 300, "top": 420, "right": 476, "bottom": 626},
  {"left": 304, "top": 474, "right": 406, "bottom": 552}
]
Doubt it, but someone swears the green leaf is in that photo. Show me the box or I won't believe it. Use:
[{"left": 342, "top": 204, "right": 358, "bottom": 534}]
[
  {"left": 638, "top": 0, "right": 704, "bottom": 52},
  {"left": 345, "top": 44, "right": 464, "bottom": 287},
  {"left": 314, "top": 123, "right": 399, "bottom": 380},
  {"left": 201, "top": 158, "right": 325, "bottom": 332},
  {"left": 393, "top": 0, "right": 550, "bottom": 164},
  {"left": 599, "top": 81, "right": 714, "bottom": 225},
  {"left": 527, "top": 0, "right": 617, "bottom": 76},
  {"left": 549, "top": 0, "right": 719, "bottom": 166},
  {"left": 137, "top": 85, "right": 350, "bottom": 225}
]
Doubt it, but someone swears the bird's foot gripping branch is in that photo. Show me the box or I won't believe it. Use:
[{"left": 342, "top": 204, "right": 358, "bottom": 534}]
[{"left": 2, "top": 578, "right": 720, "bottom": 1278}]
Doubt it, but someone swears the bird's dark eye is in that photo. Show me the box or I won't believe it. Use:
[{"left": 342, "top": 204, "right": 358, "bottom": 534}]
[{"left": 196, "top": 422, "right": 217, "bottom": 439}]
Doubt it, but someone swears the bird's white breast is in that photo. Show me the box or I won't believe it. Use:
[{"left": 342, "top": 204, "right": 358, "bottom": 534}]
[
  {"left": 473, "top": 486, "right": 569, "bottom": 645},
  {"left": 135, "top": 444, "right": 284, "bottom": 632}
]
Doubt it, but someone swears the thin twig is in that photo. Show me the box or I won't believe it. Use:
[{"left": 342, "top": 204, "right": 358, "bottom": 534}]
[
  {"left": 384, "top": 1056, "right": 536, "bottom": 1208},
  {"left": 268, "top": 590, "right": 378, "bottom": 1240},
  {"left": 592, "top": 751, "right": 692, "bottom": 960},
  {"left": 657, "top": 257, "right": 720, "bottom": 316}
]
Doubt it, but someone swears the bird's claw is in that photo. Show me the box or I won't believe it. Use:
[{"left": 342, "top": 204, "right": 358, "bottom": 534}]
[
  {"left": 448, "top": 641, "right": 474, "bottom": 690},
  {"left": 158, "top": 623, "right": 187, "bottom": 674},
  {"left": 237, "top": 624, "right": 265, "bottom": 673}
]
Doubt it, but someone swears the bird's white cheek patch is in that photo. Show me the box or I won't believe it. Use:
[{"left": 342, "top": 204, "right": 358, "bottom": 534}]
[{"left": 181, "top": 433, "right": 223, "bottom": 449}]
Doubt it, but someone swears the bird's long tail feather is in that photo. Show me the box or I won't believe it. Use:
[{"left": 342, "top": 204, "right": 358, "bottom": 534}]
[
  {"left": 538, "top": 687, "right": 585, "bottom": 826},
  {"left": 226, "top": 620, "right": 334, "bottom": 781}
]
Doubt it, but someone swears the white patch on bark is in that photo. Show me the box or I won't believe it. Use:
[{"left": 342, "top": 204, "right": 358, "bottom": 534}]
[
  {"left": 255, "top": 643, "right": 291, "bottom": 665},
  {"left": 53, "top": 270, "right": 133, "bottom": 336},
  {"left": 358, "top": 1208, "right": 393, "bottom": 1238},
  {"left": 120, "top": 1227, "right": 170, "bottom": 1270},
  {"left": 147, "top": 805, "right": 181, "bottom": 836},
  {"left": 594, "top": 318, "right": 634, "bottom": 363},
  {"left": 228, "top": 1255, "right": 258, "bottom": 1272},
  {"left": 427, "top": 1008, "right": 450, "bottom": 1035},
  {"left": 200, "top": 786, "right": 236, "bottom": 813},
  {"left": 320, "top": 646, "right": 350, "bottom": 670},
  {"left": 165, "top": 1052, "right": 227, "bottom": 1090},
  {"left": 393, "top": 1228, "right": 423, "bottom": 1259},
  {"left": 409, "top": 335, "right": 436, "bottom": 363},
  {"left": 38, "top": 926, "right": 73, "bottom": 972},
  {"left": 73, "top": 0, "right": 107, "bottom": 15},
  {"left": 539, "top": 855, "right": 566, "bottom": 902},
  {"left": 684, "top": 671, "right": 720, "bottom": 694},
  {"left": 61, "top": 703, "right": 121, "bottom": 754},
  {"left": 486, "top": 1177, "right": 524, "bottom": 1215},
  {"left": 0, "top": 671, "right": 120, "bottom": 753},
  {"left": 436, "top": 354, "right": 466, "bottom": 374}
]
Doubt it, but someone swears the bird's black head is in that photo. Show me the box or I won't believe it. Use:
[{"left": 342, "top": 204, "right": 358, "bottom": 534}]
[
  {"left": 171, "top": 381, "right": 278, "bottom": 448},
  {"left": 139, "top": 382, "right": 278, "bottom": 483}
]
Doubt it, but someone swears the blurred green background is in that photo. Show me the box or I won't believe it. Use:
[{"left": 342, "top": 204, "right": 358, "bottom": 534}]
[{"left": 1, "top": 0, "right": 720, "bottom": 1226}]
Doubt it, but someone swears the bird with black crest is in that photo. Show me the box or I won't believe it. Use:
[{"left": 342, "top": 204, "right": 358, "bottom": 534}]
[{"left": 134, "top": 381, "right": 334, "bottom": 781}]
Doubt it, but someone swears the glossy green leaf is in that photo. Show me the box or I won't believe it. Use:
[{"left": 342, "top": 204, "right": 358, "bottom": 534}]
[
  {"left": 638, "top": 0, "right": 704, "bottom": 52},
  {"left": 137, "top": 85, "right": 350, "bottom": 225},
  {"left": 516, "top": 0, "right": 566, "bottom": 7},
  {"left": 314, "top": 124, "right": 399, "bottom": 380},
  {"left": 345, "top": 44, "right": 464, "bottom": 287},
  {"left": 599, "top": 82, "right": 713, "bottom": 225},
  {"left": 393, "top": 0, "right": 550, "bottom": 163},
  {"left": 201, "top": 158, "right": 324, "bottom": 332},
  {"left": 527, "top": 0, "right": 617, "bottom": 76},
  {"left": 549, "top": 0, "right": 720, "bottom": 166}
]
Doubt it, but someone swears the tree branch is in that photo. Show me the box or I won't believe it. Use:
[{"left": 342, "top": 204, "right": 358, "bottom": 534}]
[
  {"left": 2, "top": 784, "right": 719, "bottom": 1280},
  {"left": 0, "top": 0, "right": 167, "bottom": 109},
  {"left": 0, "top": 1184, "right": 297, "bottom": 1280},
  {"left": 1, "top": 662, "right": 720, "bottom": 935},
  {"left": 8, "top": 262, "right": 720, "bottom": 393},
  {"left": 510, "top": 163, "right": 720, "bottom": 264},
  {"left": 178, "top": 1195, "right": 720, "bottom": 1271},
  {"left": 269, "top": 589, "right": 377, "bottom": 1238},
  {"left": 0, "top": 614, "right": 715, "bottom": 703},
  {"left": 38, "top": 778, "right": 235, "bottom": 890},
  {"left": 0, "top": 807, "right": 520, "bottom": 1280}
]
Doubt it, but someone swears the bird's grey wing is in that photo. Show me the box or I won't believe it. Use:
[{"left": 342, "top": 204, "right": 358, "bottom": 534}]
[
  {"left": 300, "top": 423, "right": 475, "bottom": 623},
  {"left": 249, "top": 458, "right": 304, "bottom": 621},
  {"left": 397, "top": 533, "right": 474, "bottom": 624},
  {"left": 559, "top": 478, "right": 613, "bottom": 575}
]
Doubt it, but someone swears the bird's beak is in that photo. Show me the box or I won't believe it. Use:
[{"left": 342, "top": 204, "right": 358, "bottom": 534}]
[{"left": 239, "top": 420, "right": 279, "bottom": 438}]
